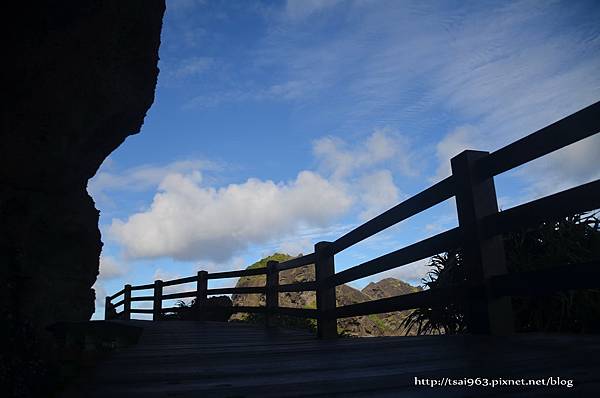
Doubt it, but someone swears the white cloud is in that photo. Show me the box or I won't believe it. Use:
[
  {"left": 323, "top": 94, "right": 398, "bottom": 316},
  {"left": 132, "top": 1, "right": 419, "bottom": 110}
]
[
  {"left": 358, "top": 170, "right": 401, "bottom": 221},
  {"left": 433, "top": 125, "right": 481, "bottom": 181},
  {"left": 153, "top": 268, "right": 181, "bottom": 283},
  {"left": 98, "top": 255, "right": 127, "bottom": 280},
  {"left": 311, "top": 130, "right": 412, "bottom": 222},
  {"left": 513, "top": 133, "right": 600, "bottom": 199},
  {"left": 152, "top": 268, "right": 197, "bottom": 297},
  {"left": 109, "top": 170, "right": 352, "bottom": 262},
  {"left": 95, "top": 131, "right": 415, "bottom": 266},
  {"left": 277, "top": 238, "right": 314, "bottom": 257},
  {"left": 313, "top": 129, "right": 416, "bottom": 180},
  {"left": 92, "top": 255, "right": 128, "bottom": 319},
  {"left": 88, "top": 159, "right": 219, "bottom": 201},
  {"left": 92, "top": 282, "right": 107, "bottom": 313}
]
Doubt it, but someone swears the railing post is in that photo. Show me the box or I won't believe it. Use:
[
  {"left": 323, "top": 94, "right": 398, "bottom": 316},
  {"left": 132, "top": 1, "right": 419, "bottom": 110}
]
[
  {"left": 315, "top": 241, "right": 337, "bottom": 339},
  {"left": 104, "top": 296, "right": 112, "bottom": 320},
  {"left": 123, "top": 284, "right": 132, "bottom": 321},
  {"left": 451, "top": 150, "right": 514, "bottom": 335},
  {"left": 196, "top": 271, "right": 208, "bottom": 320},
  {"left": 266, "top": 260, "right": 280, "bottom": 327},
  {"left": 153, "top": 280, "right": 163, "bottom": 321}
]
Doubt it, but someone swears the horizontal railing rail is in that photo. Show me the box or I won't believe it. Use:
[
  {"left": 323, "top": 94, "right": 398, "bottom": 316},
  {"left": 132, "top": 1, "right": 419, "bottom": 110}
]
[
  {"left": 476, "top": 101, "right": 600, "bottom": 179},
  {"left": 130, "top": 283, "right": 154, "bottom": 291},
  {"left": 276, "top": 253, "right": 316, "bottom": 271},
  {"left": 482, "top": 180, "right": 600, "bottom": 237},
  {"left": 330, "top": 176, "right": 455, "bottom": 255},
  {"left": 327, "top": 227, "right": 462, "bottom": 288},
  {"left": 207, "top": 267, "right": 268, "bottom": 279},
  {"left": 106, "top": 101, "right": 600, "bottom": 338}
]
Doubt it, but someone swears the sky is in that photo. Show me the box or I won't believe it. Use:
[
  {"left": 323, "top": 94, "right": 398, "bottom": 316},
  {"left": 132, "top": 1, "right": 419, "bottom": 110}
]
[{"left": 88, "top": 0, "right": 600, "bottom": 320}]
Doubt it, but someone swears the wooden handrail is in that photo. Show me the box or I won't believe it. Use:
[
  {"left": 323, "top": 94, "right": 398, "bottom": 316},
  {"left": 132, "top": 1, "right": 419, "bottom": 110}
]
[
  {"left": 327, "top": 228, "right": 462, "bottom": 288},
  {"left": 162, "top": 276, "right": 197, "bottom": 287},
  {"left": 109, "top": 288, "right": 125, "bottom": 300},
  {"left": 112, "top": 299, "right": 125, "bottom": 308},
  {"left": 130, "top": 309, "right": 154, "bottom": 314},
  {"left": 330, "top": 176, "right": 455, "bottom": 255},
  {"left": 330, "top": 286, "right": 468, "bottom": 319},
  {"left": 207, "top": 286, "right": 266, "bottom": 295},
  {"left": 130, "top": 283, "right": 154, "bottom": 291},
  {"left": 207, "top": 267, "right": 267, "bottom": 279},
  {"left": 129, "top": 296, "right": 154, "bottom": 302},
  {"left": 477, "top": 101, "right": 600, "bottom": 179},
  {"left": 276, "top": 253, "right": 316, "bottom": 271},
  {"left": 161, "top": 291, "right": 196, "bottom": 300},
  {"left": 104, "top": 103, "right": 599, "bottom": 338},
  {"left": 482, "top": 180, "right": 600, "bottom": 237}
]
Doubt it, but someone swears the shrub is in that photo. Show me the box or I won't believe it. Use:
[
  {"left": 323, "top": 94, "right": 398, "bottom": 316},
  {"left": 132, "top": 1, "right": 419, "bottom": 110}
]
[{"left": 402, "top": 212, "right": 600, "bottom": 335}]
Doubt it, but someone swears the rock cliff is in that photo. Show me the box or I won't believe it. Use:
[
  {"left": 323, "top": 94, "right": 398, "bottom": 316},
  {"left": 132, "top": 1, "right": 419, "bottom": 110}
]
[{"left": 1, "top": 1, "right": 165, "bottom": 395}]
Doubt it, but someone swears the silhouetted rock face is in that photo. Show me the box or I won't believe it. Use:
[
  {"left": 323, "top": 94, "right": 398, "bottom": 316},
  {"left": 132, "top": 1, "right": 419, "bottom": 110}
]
[
  {"left": 1, "top": 0, "right": 165, "bottom": 370},
  {"left": 231, "top": 255, "right": 422, "bottom": 336},
  {"left": 362, "top": 278, "right": 421, "bottom": 300}
]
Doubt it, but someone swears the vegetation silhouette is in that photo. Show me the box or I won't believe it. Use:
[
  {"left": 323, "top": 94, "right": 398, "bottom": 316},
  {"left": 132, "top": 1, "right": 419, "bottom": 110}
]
[{"left": 402, "top": 212, "right": 600, "bottom": 335}]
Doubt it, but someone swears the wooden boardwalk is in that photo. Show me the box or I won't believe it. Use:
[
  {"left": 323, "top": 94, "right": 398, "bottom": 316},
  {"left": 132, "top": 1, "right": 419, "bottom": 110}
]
[{"left": 61, "top": 320, "right": 600, "bottom": 397}]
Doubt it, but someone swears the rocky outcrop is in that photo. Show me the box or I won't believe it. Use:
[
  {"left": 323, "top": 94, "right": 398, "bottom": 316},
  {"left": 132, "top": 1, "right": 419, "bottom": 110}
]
[
  {"left": 2, "top": 1, "right": 165, "bottom": 395},
  {"left": 230, "top": 254, "right": 422, "bottom": 337},
  {"left": 363, "top": 278, "right": 420, "bottom": 299},
  {"left": 361, "top": 278, "right": 422, "bottom": 336}
]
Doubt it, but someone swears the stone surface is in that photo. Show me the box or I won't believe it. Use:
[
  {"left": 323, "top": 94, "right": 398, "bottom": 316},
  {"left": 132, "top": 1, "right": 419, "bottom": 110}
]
[
  {"left": 1, "top": 1, "right": 165, "bottom": 395},
  {"left": 362, "top": 278, "right": 421, "bottom": 299}
]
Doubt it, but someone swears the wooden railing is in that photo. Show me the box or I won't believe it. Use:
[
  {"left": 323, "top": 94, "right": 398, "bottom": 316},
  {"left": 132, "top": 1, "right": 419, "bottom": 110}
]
[{"left": 106, "top": 101, "right": 600, "bottom": 338}]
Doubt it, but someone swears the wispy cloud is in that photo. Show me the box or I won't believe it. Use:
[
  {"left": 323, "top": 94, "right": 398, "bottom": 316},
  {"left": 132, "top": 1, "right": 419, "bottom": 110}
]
[
  {"left": 313, "top": 129, "right": 416, "bottom": 180},
  {"left": 178, "top": 0, "right": 600, "bottom": 191},
  {"left": 88, "top": 159, "right": 220, "bottom": 204},
  {"left": 284, "top": 0, "right": 344, "bottom": 21},
  {"left": 512, "top": 133, "right": 600, "bottom": 200},
  {"left": 160, "top": 56, "right": 214, "bottom": 86}
]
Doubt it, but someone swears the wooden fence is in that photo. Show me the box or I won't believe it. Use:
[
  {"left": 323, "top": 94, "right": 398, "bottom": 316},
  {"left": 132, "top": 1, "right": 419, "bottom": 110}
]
[{"left": 106, "top": 101, "right": 600, "bottom": 338}]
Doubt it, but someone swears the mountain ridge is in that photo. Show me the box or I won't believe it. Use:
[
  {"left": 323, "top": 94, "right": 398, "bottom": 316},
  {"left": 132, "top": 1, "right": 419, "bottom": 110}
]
[{"left": 230, "top": 253, "right": 422, "bottom": 336}]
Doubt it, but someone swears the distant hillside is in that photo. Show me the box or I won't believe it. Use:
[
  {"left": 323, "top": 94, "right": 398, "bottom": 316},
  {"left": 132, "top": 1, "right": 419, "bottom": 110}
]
[{"left": 230, "top": 254, "right": 422, "bottom": 336}]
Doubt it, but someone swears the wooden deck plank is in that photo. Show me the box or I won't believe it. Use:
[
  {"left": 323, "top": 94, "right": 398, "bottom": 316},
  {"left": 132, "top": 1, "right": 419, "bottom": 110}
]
[{"left": 60, "top": 321, "right": 600, "bottom": 397}]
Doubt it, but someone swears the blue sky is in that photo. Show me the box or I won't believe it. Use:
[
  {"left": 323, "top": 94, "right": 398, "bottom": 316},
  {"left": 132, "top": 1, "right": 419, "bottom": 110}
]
[{"left": 89, "top": 0, "right": 600, "bottom": 319}]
